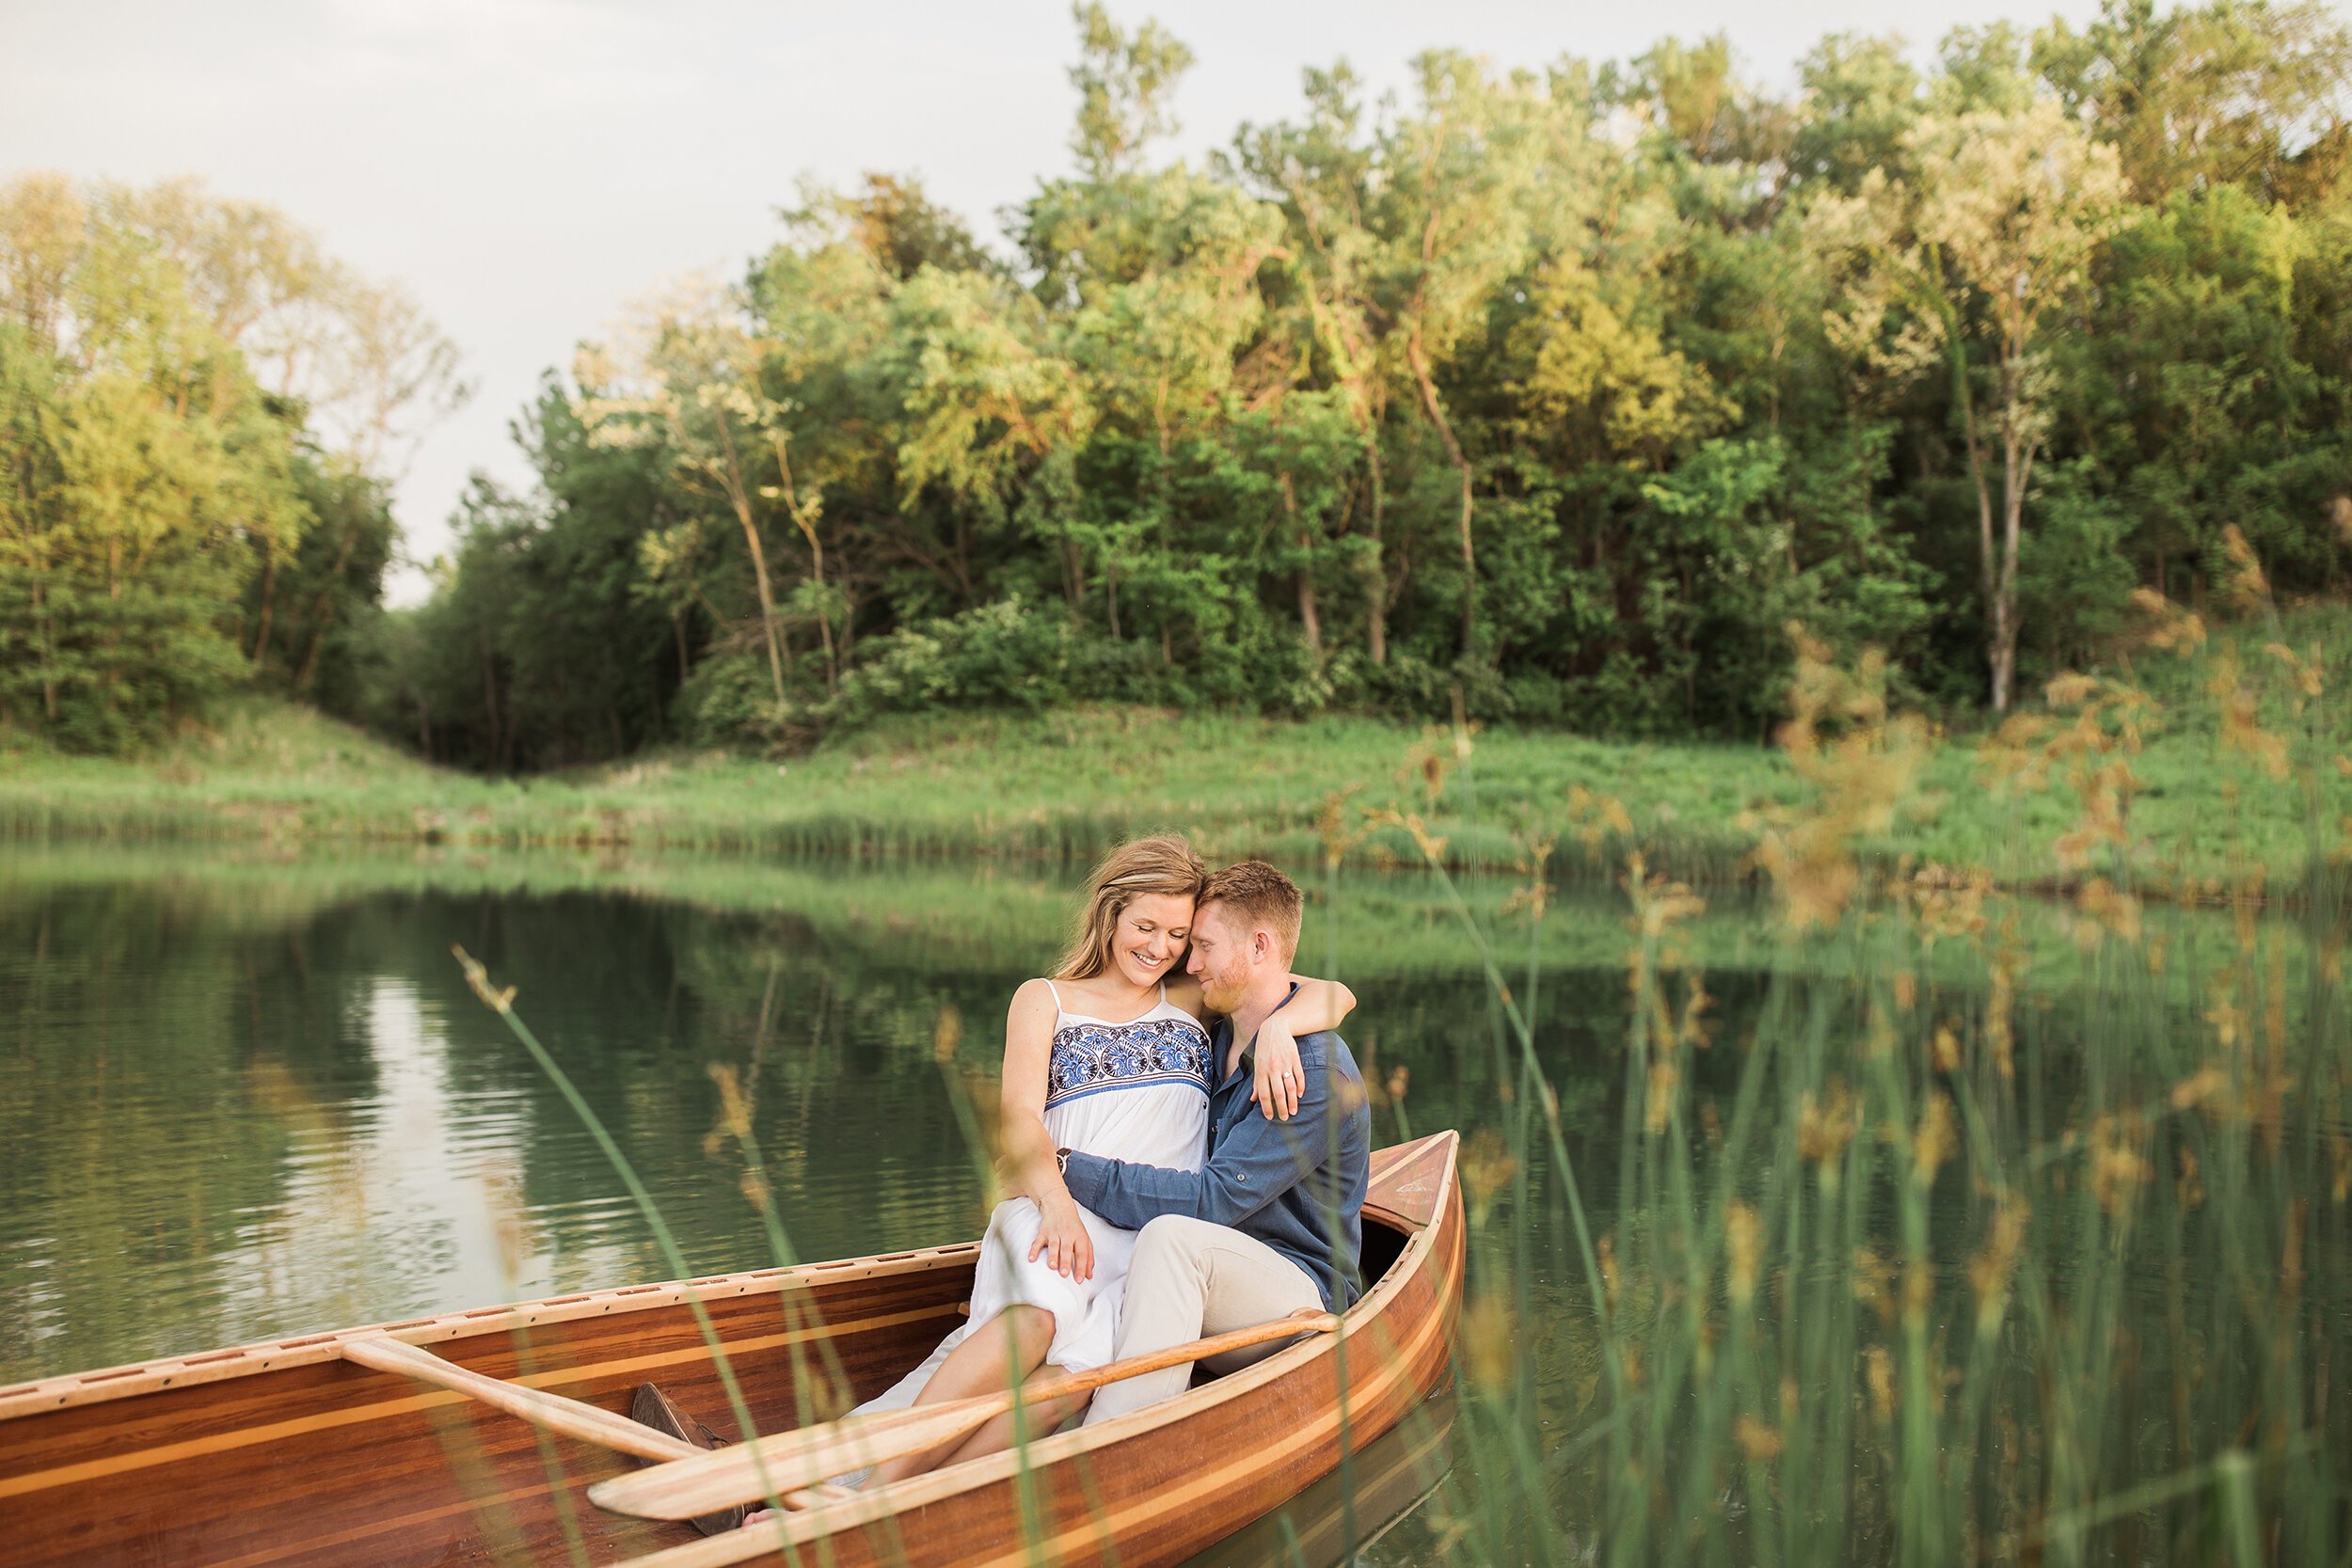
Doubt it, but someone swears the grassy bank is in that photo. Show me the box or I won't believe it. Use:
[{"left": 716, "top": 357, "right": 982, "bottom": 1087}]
[{"left": 3, "top": 606, "right": 2344, "bottom": 892}]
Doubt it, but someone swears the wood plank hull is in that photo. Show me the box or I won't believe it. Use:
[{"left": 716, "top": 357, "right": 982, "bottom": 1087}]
[{"left": 0, "top": 1132, "right": 1461, "bottom": 1568}]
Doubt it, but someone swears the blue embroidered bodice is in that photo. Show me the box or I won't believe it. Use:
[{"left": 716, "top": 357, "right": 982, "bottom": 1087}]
[{"left": 1044, "top": 1014, "right": 1213, "bottom": 1111}]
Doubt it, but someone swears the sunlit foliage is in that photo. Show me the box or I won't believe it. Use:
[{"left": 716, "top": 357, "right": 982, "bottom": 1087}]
[
  {"left": 0, "top": 174, "right": 463, "bottom": 749},
  {"left": 374, "top": 0, "right": 2352, "bottom": 769}
]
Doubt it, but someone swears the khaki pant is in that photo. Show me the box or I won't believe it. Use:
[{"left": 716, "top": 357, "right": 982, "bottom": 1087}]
[{"left": 1084, "top": 1215, "right": 1324, "bottom": 1425}]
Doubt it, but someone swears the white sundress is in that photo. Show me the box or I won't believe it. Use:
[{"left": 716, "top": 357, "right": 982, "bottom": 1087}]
[{"left": 854, "top": 981, "right": 1213, "bottom": 1415}]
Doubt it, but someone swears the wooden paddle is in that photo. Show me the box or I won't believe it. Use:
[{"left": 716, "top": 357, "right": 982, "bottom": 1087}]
[
  {"left": 340, "top": 1334, "right": 702, "bottom": 1465},
  {"left": 343, "top": 1335, "right": 854, "bottom": 1522},
  {"left": 589, "top": 1307, "right": 1341, "bottom": 1523}
]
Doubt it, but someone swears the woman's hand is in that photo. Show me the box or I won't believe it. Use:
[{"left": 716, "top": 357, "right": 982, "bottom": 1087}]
[
  {"left": 1026, "top": 1193, "right": 1095, "bottom": 1281},
  {"left": 1254, "top": 1017, "right": 1304, "bottom": 1120}
]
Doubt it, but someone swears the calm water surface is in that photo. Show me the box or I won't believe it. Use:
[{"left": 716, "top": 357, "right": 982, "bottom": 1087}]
[
  {"left": 4, "top": 845, "right": 1687, "bottom": 1560},
  {"left": 0, "top": 847, "right": 1669, "bottom": 1380},
  {"left": 2, "top": 843, "right": 2333, "bottom": 1562}
]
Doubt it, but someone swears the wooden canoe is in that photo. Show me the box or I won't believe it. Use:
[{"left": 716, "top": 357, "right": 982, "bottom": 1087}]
[
  {"left": 1170, "top": 1387, "right": 1456, "bottom": 1568},
  {"left": 0, "top": 1131, "right": 1462, "bottom": 1567}
]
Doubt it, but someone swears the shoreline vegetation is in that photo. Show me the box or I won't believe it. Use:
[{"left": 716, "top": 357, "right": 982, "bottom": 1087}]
[
  {"left": 4, "top": 603, "right": 2344, "bottom": 897},
  {"left": 14, "top": 4, "right": 2352, "bottom": 801}
]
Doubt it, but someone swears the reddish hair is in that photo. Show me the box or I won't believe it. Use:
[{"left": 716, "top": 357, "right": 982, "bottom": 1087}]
[{"left": 1200, "top": 860, "right": 1302, "bottom": 963}]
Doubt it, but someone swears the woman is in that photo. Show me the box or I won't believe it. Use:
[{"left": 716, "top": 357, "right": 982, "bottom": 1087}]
[{"left": 792, "top": 833, "right": 1353, "bottom": 1498}]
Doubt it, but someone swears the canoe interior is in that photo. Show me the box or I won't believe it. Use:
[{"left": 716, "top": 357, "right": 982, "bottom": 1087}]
[{"left": 0, "top": 1134, "right": 1457, "bottom": 1568}]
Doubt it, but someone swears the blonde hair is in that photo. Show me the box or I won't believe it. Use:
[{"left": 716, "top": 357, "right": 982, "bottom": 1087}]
[{"left": 1054, "top": 834, "right": 1209, "bottom": 981}]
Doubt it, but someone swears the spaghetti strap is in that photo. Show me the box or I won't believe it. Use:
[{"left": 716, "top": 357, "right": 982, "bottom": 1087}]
[{"left": 1042, "top": 978, "right": 1065, "bottom": 1014}]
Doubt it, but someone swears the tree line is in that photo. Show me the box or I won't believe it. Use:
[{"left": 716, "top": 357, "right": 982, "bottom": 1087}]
[{"left": 8, "top": 1, "right": 2352, "bottom": 766}]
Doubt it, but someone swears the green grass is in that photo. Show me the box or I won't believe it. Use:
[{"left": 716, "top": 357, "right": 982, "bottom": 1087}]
[{"left": 4, "top": 605, "right": 2344, "bottom": 893}]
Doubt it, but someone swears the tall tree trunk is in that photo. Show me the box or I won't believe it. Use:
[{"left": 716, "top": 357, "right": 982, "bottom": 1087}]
[
  {"left": 795, "top": 518, "right": 835, "bottom": 691},
  {"left": 1406, "top": 334, "right": 1476, "bottom": 657},
  {"left": 732, "top": 497, "right": 787, "bottom": 705},
  {"left": 248, "top": 552, "right": 278, "bottom": 665},
  {"left": 1947, "top": 325, "right": 2010, "bottom": 714},
  {"left": 1967, "top": 440, "right": 2004, "bottom": 713},
  {"left": 1282, "top": 473, "right": 1322, "bottom": 658},
  {"left": 771, "top": 436, "right": 836, "bottom": 690},
  {"left": 708, "top": 420, "right": 787, "bottom": 703},
  {"left": 1991, "top": 386, "right": 2037, "bottom": 718},
  {"left": 1361, "top": 436, "right": 1388, "bottom": 666}
]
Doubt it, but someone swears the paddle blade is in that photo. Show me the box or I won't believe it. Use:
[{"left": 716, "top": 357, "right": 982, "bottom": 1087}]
[{"left": 589, "top": 1396, "right": 997, "bottom": 1520}]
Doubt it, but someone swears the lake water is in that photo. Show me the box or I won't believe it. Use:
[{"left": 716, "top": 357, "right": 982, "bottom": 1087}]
[
  {"left": 5, "top": 845, "right": 1654, "bottom": 1560},
  {"left": 3, "top": 841, "right": 2343, "bottom": 1563}
]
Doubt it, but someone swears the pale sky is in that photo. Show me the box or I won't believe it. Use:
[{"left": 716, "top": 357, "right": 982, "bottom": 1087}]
[{"left": 4, "top": 0, "right": 2142, "bottom": 604}]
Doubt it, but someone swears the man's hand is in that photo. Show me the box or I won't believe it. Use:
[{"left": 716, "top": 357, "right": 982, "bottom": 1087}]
[
  {"left": 1027, "top": 1193, "right": 1095, "bottom": 1281},
  {"left": 1253, "top": 1020, "right": 1304, "bottom": 1121}
]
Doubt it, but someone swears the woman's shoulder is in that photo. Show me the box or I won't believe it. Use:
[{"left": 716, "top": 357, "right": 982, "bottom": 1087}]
[
  {"left": 1160, "top": 972, "right": 1212, "bottom": 1023},
  {"left": 1007, "top": 977, "right": 1064, "bottom": 1028}
]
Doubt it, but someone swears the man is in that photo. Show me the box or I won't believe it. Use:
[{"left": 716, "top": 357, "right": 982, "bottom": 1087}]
[{"left": 1052, "top": 860, "right": 1372, "bottom": 1424}]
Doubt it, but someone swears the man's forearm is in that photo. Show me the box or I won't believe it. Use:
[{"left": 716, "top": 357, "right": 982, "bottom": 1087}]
[
  {"left": 1064, "top": 1111, "right": 1324, "bottom": 1231},
  {"left": 1061, "top": 1151, "right": 1236, "bottom": 1229}
]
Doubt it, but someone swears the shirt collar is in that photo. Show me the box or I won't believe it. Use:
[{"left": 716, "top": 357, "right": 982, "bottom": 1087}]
[{"left": 1216, "top": 980, "right": 1302, "bottom": 1086}]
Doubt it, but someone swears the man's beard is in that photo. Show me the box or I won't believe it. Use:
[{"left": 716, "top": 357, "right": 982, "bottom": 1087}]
[{"left": 1201, "top": 956, "right": 1250, "bottom": 1013}]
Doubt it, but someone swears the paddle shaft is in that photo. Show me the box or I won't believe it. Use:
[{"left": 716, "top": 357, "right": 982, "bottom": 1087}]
[
  {"left": 591, "top": 1307, "right": 1341, "bottom": 1522},
  {"left": 341, "top": 1334, "right": 699, "bottom": 1465}
]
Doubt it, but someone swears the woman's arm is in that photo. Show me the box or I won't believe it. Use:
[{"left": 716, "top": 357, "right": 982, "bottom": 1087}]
[
  {"left": 1252, "top": 974, "right": 1359, "bottom": 1121},
  {"left": 1279, "top": 975, "right": 1357, "bottom": 1035},
  {"left": 998, "top": 979, "right": 1093, "bottom": 1281}
]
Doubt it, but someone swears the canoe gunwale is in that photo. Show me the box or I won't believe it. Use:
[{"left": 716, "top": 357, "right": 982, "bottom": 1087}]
[{"left": 0, "top": 1242, "right": 985, "bottom": 1422}]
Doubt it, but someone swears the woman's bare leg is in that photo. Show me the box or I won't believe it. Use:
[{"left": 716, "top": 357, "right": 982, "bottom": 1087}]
[
  {"left": 866, "top": 1304, "right": 1055, "bottom": 1484},
  {"left": 924, "top": 1367, "right": 1089, "bottom": 1468}
]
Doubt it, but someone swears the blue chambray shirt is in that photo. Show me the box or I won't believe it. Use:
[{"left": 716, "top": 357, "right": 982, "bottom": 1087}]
[{"left": 1060, "top": 1008, "right": 1372, "bottom": 1310}]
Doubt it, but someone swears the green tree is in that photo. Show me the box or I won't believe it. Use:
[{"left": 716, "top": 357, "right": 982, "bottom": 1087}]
[
  {"left": 0, "top": 173, "right": 461, "bottom": 748},
  {"left": 1813, "top": 101, "right": 2131, "bottom": 711},
  {"left": 2036, "top": 0, "right": 2352, "bottom": 204},
  {"left": 1374, "top": 54, "right": 1559, "bottom": 658}
]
